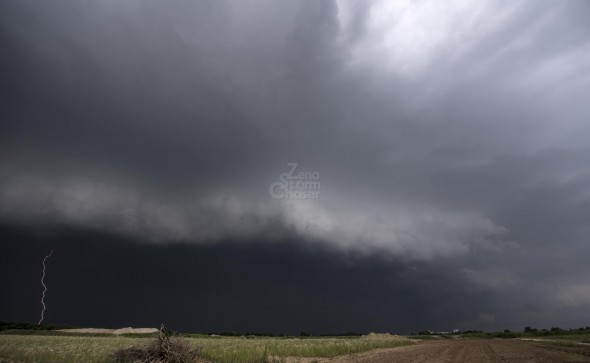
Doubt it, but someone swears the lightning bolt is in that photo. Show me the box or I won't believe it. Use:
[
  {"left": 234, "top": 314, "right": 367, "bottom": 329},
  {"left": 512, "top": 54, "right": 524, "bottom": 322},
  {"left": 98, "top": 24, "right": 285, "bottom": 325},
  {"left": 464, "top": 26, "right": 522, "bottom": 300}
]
[{"left": 38, "top": 249, "right": 54, "bottom": 325}]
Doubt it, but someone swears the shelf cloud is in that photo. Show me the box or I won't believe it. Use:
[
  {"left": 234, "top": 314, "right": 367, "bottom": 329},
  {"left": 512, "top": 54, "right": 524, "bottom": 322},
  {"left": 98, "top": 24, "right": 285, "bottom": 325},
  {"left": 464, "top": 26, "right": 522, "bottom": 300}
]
[{"left": 2, "top": 0, "right": 590, "bottom": 332}]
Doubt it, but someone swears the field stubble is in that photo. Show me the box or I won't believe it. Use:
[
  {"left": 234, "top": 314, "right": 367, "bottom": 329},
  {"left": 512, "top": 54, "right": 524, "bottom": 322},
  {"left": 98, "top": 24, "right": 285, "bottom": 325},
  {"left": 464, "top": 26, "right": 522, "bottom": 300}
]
[{"left": 0, "top": 333, "right": 412, "bottom": 363}]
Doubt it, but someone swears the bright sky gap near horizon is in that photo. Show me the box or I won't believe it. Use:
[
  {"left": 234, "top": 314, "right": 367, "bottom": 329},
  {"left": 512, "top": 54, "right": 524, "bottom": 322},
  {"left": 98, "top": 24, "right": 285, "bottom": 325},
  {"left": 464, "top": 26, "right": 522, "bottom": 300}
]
[{"left": 1, "top": 0, "right": 590, "bottom": 334}]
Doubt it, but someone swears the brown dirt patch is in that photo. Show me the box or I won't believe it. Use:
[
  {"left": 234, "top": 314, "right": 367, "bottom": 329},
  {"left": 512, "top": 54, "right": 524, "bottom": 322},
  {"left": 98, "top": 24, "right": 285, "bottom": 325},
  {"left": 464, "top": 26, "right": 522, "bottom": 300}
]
[{"left": 285, "top": 339, "right": 590, "bottom": 363}]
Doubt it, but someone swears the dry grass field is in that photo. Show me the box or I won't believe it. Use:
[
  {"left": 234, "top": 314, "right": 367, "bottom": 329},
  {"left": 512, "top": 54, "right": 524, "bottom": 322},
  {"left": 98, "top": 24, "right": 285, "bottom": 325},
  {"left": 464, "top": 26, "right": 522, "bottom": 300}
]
[
  {"left": 2, "top": 329, "right": 590, "bottom": 362},
  {"left": 0, "top": 333, "right": 413, "bottom": 363}
]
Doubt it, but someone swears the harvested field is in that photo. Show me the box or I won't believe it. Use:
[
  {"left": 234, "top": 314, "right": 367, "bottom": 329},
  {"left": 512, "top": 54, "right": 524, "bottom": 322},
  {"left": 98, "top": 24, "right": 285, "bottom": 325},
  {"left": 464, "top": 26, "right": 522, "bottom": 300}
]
[{"left": 287, "top": 339, "right": 590, "bottom": 363}]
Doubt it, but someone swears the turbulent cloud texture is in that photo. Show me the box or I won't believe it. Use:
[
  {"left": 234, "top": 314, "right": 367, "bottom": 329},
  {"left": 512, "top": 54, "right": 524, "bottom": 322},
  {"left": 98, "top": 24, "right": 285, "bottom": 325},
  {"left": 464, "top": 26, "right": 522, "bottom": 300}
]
[{"left": 1, "top": 0, "right": 590, "bottom": 330}]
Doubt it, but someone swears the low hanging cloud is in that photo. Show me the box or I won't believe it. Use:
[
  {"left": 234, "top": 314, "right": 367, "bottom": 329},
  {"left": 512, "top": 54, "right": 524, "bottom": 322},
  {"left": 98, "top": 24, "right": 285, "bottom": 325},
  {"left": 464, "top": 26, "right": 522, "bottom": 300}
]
[
  {"left": 2, "top": 0, "right": 590, "bottom": 333},
  {"left": 1, "top": 0, "right": 590, "bottom": 306},
  {"left": 0, "top": 169, "right": 508, "bottom": 261}
]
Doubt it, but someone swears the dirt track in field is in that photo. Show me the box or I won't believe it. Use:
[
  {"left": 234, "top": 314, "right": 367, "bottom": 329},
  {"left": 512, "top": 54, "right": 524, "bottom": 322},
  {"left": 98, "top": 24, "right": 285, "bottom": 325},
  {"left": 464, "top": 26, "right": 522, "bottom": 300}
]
[{"left": 287, "top": 339, "right": 590, "bottom": 363}]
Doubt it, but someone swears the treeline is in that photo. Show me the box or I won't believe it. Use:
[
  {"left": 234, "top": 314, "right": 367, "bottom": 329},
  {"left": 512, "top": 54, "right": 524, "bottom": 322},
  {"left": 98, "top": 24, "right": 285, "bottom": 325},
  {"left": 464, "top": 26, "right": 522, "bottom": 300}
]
[
  {"left": 0, "top": 321, "right": 76, "bottom": 331},
  {"left": 205, "top": 331, "right": 364, "bottom": 337},
  {"left": 413, "top": 326, "right": 590, "bottom": 338},
  {"left": 521, "top": 326, "right": 590, "bottom": 336}
]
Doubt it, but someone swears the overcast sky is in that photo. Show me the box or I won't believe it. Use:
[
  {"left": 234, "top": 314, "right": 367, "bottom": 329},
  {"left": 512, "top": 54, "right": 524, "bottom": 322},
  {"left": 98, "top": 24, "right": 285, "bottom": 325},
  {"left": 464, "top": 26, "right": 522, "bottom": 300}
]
[{"left": 1, "top": 0, "right": 590, "bottom": 334}]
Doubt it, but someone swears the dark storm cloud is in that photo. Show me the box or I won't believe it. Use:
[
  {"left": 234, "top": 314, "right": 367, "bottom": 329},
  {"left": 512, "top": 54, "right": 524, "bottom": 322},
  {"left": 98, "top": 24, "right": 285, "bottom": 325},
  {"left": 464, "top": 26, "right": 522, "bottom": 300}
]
[
  {"left": 0, "top": 223, "right": 498, "bottom": 334},
  {"left": 1, "top": 0, "right": 590, "bottom": 330}
]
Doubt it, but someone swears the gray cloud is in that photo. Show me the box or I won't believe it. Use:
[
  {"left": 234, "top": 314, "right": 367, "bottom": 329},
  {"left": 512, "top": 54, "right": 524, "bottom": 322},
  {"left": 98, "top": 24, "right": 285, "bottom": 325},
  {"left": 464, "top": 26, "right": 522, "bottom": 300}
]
[{"left": 2, "top": 0, "right": 590, "bottom": 329}]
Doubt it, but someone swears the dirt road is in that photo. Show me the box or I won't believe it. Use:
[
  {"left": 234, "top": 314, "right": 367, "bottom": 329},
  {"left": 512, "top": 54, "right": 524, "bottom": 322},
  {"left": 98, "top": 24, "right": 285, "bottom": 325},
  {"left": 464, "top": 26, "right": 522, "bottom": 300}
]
[
  {"left": 356, "top": 339, "right": 590, "bottom": 362},
  {"left": 289, "top": 339, "right": 590, "bottom": 363}
]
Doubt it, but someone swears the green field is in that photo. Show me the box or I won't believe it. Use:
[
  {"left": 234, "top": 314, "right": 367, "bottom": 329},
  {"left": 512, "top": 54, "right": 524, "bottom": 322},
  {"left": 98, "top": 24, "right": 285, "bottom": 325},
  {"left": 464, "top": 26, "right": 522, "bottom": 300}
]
[{"left": 0, "top": 333, "right": 413, "bottom": 363}]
